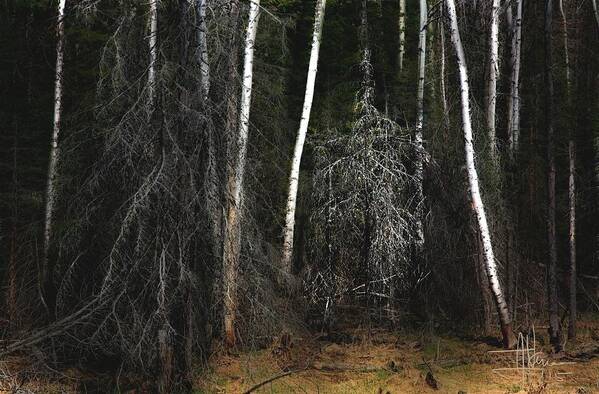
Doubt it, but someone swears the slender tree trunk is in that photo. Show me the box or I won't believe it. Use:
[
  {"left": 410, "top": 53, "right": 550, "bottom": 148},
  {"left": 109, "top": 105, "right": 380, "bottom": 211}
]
[
  {"left": 475, "top": 227, "right": 493, "bottom": 334},
  {"left": 196, "top": 0, "right": 210, "bottom": 98},
  {"left": 507, "top": 0, "right": 522, "bottom": 155},
  {"left": 42, "top": 0, "right": 67, "bottom": 314},
  {"left": 7, "top": 118, "right": 19, "bottom": 326},
  {"left": 568, "top": 140, "right": 576, "bottom": 339},
  {"left": 544, "top": 0, "right": 561, "bottom": 350},
  {"left": 281, "top": 0, "right": 326, "bottom": 274},
  {"left": 439, "top": 13, "right": 449, "bottom": 136},
  {"left": 216, "top": 1, "right": 241, "bottom": 272},
  {"left": 486, "top": 0, "right": 500, "bottom": 157},
  {"left": 445, "top": 0, "right": 517, "bottom": 349},
  {"left": 591, "top": 0, "right": 599, "bottom": 33},
  {"left": 427, "top": 19, "right": 435, "bottom": 102},
  {"left": 197, "top": 0, "right": 221, "bottom": 269},
  {"left": 398, "top": 0, "right": 406, "bottom": 72},
  {"left": 148, "top": 0, "right": 158, "bottom": 109},
  {"left": 558, "top": 0, "right": 570, "bottom": 88},
  {"left": 415, "top": 0, "right": 427, "bottom": 248},
  {"left": 559, "top": 0, "right": 577, "bottom": 339},
  {"left": 222, "top": 0, "right": 260, "bottom": 348}
]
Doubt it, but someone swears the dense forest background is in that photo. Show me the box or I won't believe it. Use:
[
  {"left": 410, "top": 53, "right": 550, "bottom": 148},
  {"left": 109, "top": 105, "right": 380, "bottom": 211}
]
[{"left": 0, "top": 0, "right": 598, "bottom": 391}]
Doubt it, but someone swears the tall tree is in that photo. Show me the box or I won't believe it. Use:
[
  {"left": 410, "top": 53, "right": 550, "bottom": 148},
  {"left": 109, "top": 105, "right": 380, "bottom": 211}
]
[
  {"left": 222, "top": 0, "right": 260, "bottom": 348},
  {"left": 196, "top": 0, "right": 210, "bottom": 98},
  {"left": 568, "top": 138, "right": 576, "bottom": 339},
  {"left": 148, "top": 0, "right": 158, "bottom": 109},
  {"left": 415, "top": 0, "right": 427, "bottom": 247},
  {"left": 42, "top": 0, "right": 67, "bottom": 313},
  {"left": 438, "top": 9, "right": 449, "bottom": 134},
  {"left": 486, "top": 0, "right": 501, "bottom": 156},
  {"left": 281, "top": 0, "right": 327, "bottom": 274},
  {"left": 398, "top": 0, "right": 406, "bottom": 72},
  {"left": 559, "top": 0, "right": 576, "bottom": 339},
  {"left": 544, "top": 0, "right": 561, "bottom": 350},
  {"left": 507, "top": 0, "right": 522, "bottom": 155},
  {"left": 445, "top": 0, "right": 517, "bottom": 349}
]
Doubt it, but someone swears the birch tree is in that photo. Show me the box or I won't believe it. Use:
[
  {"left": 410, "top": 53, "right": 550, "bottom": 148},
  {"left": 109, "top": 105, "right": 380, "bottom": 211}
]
[
  {"left": 398, "top": 0, "right": 406, "bottom": 72},
  {"left": 445, "top": 0, "right": 517, "bottom": 349},
  {"left": 543, "top": 0, "right": 561, "bottom": 349},
  {"left": 415, "top": 0, "right": 427, "bottom": 247},
  {"left": 196, "top": 0, "right": 210, "bottom": 98},
  {"left": 148, "top": 0, "right": 158, "bottom": 110},
  {"left": 222, "top": 0, "right": 260, "bottom": 348},
  {"left": 439, "top": 10, "right": 449, "bottom": 135},
  {"left": 486, "top": 0, "right": 501, "bottom": 156},
  {"left": 42, "top": 0, "right": 67, "bottom": 313},
  {"left": 506, "top": 0, "right": 522, "bottom": 155},
  {"left": 281, "top": 0, "right": 326, "bottom": 274}
]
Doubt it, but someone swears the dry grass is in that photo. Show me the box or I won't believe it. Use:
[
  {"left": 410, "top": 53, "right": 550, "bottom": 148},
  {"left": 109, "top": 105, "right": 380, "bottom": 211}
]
[
  {"left": 5, "top": 319, "right": 599, "bottom": 393},
  {"left": 196, "top": 321, "right": 599, "bottom": 394}
]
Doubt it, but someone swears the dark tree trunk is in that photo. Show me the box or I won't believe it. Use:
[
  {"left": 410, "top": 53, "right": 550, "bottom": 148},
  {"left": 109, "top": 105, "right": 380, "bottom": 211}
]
[{"left": 544, "top": 0, "right": 561, "bottom": 350}]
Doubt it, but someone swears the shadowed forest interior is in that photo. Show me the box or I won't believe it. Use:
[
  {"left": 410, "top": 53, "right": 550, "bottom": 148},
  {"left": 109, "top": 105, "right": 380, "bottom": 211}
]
[{"left": 1, "top": 0, "right": 599, "bottom": 392}]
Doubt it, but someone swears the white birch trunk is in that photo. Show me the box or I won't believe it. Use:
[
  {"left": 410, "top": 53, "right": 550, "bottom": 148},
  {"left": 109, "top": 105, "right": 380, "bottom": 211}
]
[
  {"left": 42, "top": 0, "right": 67, "bottom": 311},
  {"left": 507, "top": 0, "right": 522, "bottom": 155},
  {"left": 439, "top": 14, "right": 449, "bottom": 134},
  {"left": 148, "top": 0, "right": 158, "bottom": 110},
  {"left": 281, "top": 0, "right": 326, "bottom": 274},
  {"left": 445, "top": 0, "right": 516, "bottom": 348},
  {"left": 415, "top": 0, "right": 427, "bottom": 248},
  {"left": 398, "top": 0, "right": 406, "bottom": 72},
  {"left": 223, "top": 0, "right": 260, "bottom": 347},
  {"left": 196, "top": 0, "right": 210, "bottom": 98},
  {"left": 486, "top": 0, "right": 501, "bottom": 156}
]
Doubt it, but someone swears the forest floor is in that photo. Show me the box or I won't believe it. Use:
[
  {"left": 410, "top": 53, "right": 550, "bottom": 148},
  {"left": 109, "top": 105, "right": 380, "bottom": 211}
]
[
  {"left": 4, "top": 315, "right": 599, "bottom": 393},
  {"left": 196, "top": 313, "right": 599, "bottom": 394}
]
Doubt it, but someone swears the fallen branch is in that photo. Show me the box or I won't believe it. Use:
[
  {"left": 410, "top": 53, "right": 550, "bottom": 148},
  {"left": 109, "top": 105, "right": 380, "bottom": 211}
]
[
  {"left": 242, "top": 369, "right": 305, "bottom": 394},
  {"left": 242, "top": 362, "right": 391, "bottom": 393}
]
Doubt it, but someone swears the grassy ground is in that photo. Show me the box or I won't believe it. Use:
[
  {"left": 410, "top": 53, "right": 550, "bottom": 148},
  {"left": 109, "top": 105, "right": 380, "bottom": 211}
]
[
  {"left": 4, "top": 318, "right": 599, "bottom": 393},
  {"left": 196, "top": 320, "right": 599, "bottom": 394}
]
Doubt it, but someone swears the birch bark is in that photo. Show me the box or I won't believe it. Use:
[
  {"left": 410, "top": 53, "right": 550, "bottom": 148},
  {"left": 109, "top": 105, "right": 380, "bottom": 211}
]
[
  {"left": 445, "top": 0, "right": 517, "bottom": 348},
  {"left": 148, "top": 0, "right": 158, "bottom": 110},
  {"left": 281, "top": 0, "right": 326, "bottom": 274},
  {"left": 439, "top": 13, "right": 449, "bottom": 136},
  {"left": 196, "top": 0, "right": 210, "bottom": 98},
  {"left": 486, "top": 0, "right": 501, "bottom": 157},
  {"left": 398, "top": 0, "right": 406, "bottom": 72},
  {"left": 42, "top": 0, "right": 67, "bottom": 312},
  {"left": 507, "top": 0, "right": 522, "bottom": 155},
  {"left": 223, "top": 0, "right": 260, "bottom": 347},
  {"left": 415, "top": 0, "right": 427, "bottom": 247}
]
